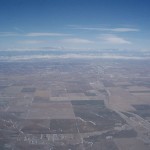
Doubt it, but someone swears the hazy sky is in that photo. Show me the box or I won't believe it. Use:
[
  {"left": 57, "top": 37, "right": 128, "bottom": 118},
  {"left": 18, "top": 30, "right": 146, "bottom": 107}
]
[{"left": 0, "top": 0, "right": 150, "bottom": 51}]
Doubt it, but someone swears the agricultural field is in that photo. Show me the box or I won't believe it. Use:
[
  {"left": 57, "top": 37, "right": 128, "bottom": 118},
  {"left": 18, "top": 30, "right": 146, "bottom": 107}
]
[{"left": 0, "top": 59, "right": 150, "bottom": 149}]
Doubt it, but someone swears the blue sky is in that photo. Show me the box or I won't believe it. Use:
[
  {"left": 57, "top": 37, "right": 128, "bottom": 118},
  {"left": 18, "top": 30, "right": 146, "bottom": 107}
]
[{"left": 0, "top": 0, "right": 150, "bottom": 51}]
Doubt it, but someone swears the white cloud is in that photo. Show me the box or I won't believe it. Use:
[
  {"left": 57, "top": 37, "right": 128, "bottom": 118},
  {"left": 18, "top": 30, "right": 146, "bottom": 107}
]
[
  {"left": 61, "top": 38, "right": 94, "bottom": 44},
  {"left": 4, "top": 46, "right": 61, "bottom": 51},
  {"left": 4, "top": 46, "right": 96, "bottom": 51},
  {"left": 70, "top": 25, "right": 139, "bottom": 32},
  {"left": 18, "top": 40, "right": 48, "bottom": 44},
  {"left": 0, "top": 32, "right": 70, "bottom": 37},
  {"left": 26, "top": 32, "right": 70, "bottom": 37},
  {"left": 110, "top": 28, "right": 139, "bottom": 32},
  {"left": 99, "top": 34, "right": 131, "bottom": 44}
]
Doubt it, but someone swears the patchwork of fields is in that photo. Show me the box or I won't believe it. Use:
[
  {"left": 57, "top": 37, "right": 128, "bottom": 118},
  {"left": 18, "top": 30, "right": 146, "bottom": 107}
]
[{"left": 0, "top": 59, "right": 150, "bottom": 149}]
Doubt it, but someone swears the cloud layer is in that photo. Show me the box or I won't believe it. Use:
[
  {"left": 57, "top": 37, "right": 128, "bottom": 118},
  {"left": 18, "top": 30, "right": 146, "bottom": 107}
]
[
  {"left": 99, "top": 34, "right": 131, "bottom": 44},
  {"left": 69, "top": 25, "right": 139, "bottom": 32},
  {"left": 0, "top": 25, "right": 138, "bottom": 50},
  {"left": 61, "top": 38, "right": 94, "bottom": 44},
  {"left": 0, "top": 32, "right": 70, "bottom": 37},
  {"left": 18, "top": 40, "right": 48, "bottom": 44},
  {"left": 26, "top": 32, "right": 70, "bottom": 37}
]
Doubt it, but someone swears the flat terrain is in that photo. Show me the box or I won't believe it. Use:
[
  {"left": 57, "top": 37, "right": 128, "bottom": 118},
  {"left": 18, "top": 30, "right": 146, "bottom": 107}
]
[{"left": 0, "top": 59, "right": 150, "bottom": 149}]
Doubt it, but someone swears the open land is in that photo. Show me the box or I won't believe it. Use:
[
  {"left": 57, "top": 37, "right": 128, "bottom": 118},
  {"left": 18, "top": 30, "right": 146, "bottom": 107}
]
[{"left": 0, "top": 59, "right": 150, "bottom": 149}]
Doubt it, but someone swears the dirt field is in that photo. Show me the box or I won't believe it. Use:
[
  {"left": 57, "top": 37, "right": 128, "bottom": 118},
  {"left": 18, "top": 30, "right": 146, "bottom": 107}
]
[{"left": 114, "top": 138, "right": 150, "bottom": 150}]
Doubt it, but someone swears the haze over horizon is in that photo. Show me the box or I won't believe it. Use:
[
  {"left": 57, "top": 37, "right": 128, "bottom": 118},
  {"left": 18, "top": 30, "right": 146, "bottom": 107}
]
[{"left": 0, "top": 0, "right": 150, "bottom": 52}]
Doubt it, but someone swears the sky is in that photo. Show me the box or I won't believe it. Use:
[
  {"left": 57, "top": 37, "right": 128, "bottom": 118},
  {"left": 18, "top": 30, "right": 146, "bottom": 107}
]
[{"left": 0, "top": 0, "right": 150, "bottom": 51}]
